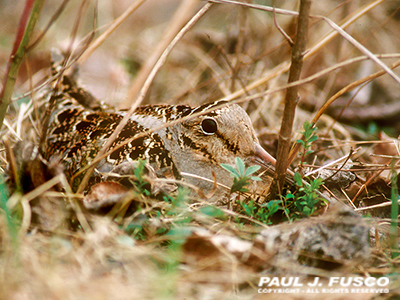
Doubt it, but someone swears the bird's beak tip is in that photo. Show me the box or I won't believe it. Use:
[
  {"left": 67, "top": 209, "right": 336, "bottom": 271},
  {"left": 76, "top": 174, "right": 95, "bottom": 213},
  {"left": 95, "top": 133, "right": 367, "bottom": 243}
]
[{"left": 254, "top": 142, "right": 276, "bottom": 166}]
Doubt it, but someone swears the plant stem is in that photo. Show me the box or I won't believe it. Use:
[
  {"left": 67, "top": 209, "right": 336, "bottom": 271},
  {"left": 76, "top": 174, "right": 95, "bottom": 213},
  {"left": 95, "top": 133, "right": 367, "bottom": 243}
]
[
  {"left": 0, "top": 178, "right": 18, "bottom": 246},
  {"left": 76, "top": 3, "right": 213, "bottom": 193},
  {"left": 390, "top": 160, "right": 399, "bottom": 258},
  {"left": 0, "top": 0, "right": 44, "bottom": 130},
  {"left": 271, "top": 0, "right": 311, "bottom": 196}
]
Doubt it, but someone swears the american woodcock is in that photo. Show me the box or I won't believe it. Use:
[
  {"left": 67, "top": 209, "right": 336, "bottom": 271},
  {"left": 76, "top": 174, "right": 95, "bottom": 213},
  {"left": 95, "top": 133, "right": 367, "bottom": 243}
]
[{"left": 44, "top": 76, "right": 277, "bottom": 199}]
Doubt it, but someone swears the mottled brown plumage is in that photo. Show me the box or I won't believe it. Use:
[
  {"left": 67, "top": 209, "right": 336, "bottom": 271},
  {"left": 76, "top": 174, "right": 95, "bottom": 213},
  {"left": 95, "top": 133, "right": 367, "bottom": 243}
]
[{"left": 44, "top": 77, "right": 276, "bottom": 198}]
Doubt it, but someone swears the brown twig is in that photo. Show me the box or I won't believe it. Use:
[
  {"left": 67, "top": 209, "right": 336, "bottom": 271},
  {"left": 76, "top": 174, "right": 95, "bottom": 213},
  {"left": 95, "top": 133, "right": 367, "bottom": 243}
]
[
  {"left": 217, "top": 45, "right": 249, "bottom": 97},
  {"left": 351, "top": 168, "right": 385, "bottom": 204},
  {"left": 27, "top": 0, "right": 71, "bottom": 51},
  {"left": 39, "top": 0, "right": 93, "bottom": 153},
  {"left": 0, "top": 0, "right": 44, "bottom": 130},
  {"left": 271, "top": 0, "right": 311, "bottom": 196},
  {"left": 120, "top": 0, "right": 199, "bottom": 109},
  {"left": 287, "top": 58, "right": 400, "bottom": 166},
  {"left": 317, "top": 148, "right": 354, "bottom": 183},
  {"left": 217, "top": 0, "right": 384, "bottom": 102},
  {"left": 76, "top": 3, "right": 213, "bottom": 194},
  {"left": 77, "top": 0, "right": 147, "bottom": 65},
  {"left": 3, "top": 138, "right": 20, "bottom": 192},
  {"left": 230, "top": 1, "right": 248, "bottom": 94},
  {"left": 272, "top": 0, "right": 293, "bottom": 46}
]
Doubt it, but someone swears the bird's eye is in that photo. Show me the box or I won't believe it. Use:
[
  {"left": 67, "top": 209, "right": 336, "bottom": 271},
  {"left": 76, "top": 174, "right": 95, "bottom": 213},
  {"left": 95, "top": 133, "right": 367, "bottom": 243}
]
[{"left": 201, "top": 118, "right": 218, "bottom": 135}]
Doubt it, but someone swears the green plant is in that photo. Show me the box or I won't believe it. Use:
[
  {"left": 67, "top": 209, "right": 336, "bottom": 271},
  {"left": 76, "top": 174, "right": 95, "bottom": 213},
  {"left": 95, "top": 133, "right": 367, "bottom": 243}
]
[
  {"left": 0, "top": 178, "right": 18, "bottom": 244},
  {"left": 133, "top": 159, "right": 151, "bottom": 196},
  {"left": 235, "top": 199, "right": 282, "bottom": 225},
  {"left": 390, "top": 159, "right": 399, "bottom": 258},
  {"left": 221, "top": 157, "right": 285, "bottom": 224},
  {"left": 125, "top": 186, "right": 192, "bottom": 242},
  {"left": 199, "top": 205, "right": 226, "bottom": 220},
  {"left": 0, "top": 0, "right": 44, "bottom": 130},
  {"left": 297, "top": 121, "right": 318, "bottom": 175},
  {"left": 285, "top": 173, "right": 324, "bottom": 218},
  {"left": 283, "top": 121, "right": 325, "bottom": 218},
  {"left": 221, "top": 157, "right": 261, "bottom": 193}
]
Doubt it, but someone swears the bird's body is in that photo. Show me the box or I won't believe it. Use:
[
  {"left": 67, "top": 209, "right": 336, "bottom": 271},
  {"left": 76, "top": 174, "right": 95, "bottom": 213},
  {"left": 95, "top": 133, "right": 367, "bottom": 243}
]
[{"left": 44, "top": 77, "right": 276, "bottom": 199}]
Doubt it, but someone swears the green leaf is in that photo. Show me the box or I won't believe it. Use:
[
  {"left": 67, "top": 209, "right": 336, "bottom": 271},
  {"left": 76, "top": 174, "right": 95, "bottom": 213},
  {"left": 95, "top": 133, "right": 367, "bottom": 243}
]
[
  {"left": 308, "top": 135, "right": 318, "bottom": 143},
  {"left": 303, "top": 121, "right": 314, "bottom": 131},
  {"left": 265, "top": 200, "right": 280, "bottom": 215},
  {"left": 310, "top": 178, "right": 324, "bottom": 189},
  {"left": 235, "top": 157, "right": 246, "bottom": 177},
  {"left": 250, "top": 176, "right": 262, "bottom": 181},
  {"left": 286, "top": 193, "right": 295, "bottom": 199},
  {"left": 244, "top": 164, "right": 261, "bottom": 177},
  {"left": 167, "top": 227, "right": 192, "bottom": 247},
  {"left": 294, "top": 172, "right": 303, "bottom": 186},
  {"left": 231, "top": 177, "right": 250, "bottom": 193},
  {"left": 200, "top": 206, "right": 226, "bottom": 219},
  {"left": 221, "top": 163, "right": 240, "bottom": 178}
]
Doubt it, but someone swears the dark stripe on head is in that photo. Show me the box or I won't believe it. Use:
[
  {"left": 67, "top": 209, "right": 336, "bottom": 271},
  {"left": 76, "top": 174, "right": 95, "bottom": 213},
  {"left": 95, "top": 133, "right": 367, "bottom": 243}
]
[
  {"left": 180, "top": 133, "right": 215, "bottom": 162},
  {"left": 189, "top": 100, "right": 229, "bottom": 117},
  {"left": 216, "top": 131, "right": 239, "bottom": 154}
]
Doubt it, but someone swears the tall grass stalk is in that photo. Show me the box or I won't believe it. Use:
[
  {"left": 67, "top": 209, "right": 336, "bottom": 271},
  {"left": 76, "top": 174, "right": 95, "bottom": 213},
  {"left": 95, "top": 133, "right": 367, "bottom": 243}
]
[
  {"left": 390, "top": 159, "right": 399, "bottom": 258},
  {"left": 0, "top": 0, "right": 44, "bottom": 130},
  {"left": 0, "top": 179, "right": 18, "bottom": 246}
]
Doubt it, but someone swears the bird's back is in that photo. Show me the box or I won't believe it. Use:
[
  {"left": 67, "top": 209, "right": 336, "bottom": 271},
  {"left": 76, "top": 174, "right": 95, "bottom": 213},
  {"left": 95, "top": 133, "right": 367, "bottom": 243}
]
[{"left": 44, "top": 75, "right": 276, "bottom": 198}]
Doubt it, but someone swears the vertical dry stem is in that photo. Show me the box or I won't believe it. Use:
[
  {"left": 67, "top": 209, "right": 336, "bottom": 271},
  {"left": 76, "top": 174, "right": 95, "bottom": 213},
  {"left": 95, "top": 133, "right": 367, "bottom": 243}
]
[
  {"left": 120, "top": 0, "right": 199, "bottom": 109},
  {"left": 76, "top": 3, "right": 213, "bottom": 194},
  {"left": 271, "top": 0, "right": 311, "bottom": 196},
  {"left": 0, "top": 0, "right": 44, "bottom": 130}
]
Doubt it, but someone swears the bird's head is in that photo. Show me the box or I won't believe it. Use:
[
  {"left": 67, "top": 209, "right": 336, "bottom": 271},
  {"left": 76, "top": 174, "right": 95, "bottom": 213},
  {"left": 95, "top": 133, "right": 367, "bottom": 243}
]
[{"left": 179, "top": 101, "right": 276, "bottom": 168}]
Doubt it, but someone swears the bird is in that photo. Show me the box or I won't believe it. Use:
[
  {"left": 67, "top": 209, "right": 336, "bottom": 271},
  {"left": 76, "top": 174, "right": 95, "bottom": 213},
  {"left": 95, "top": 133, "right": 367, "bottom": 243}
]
[{"left": 44, "top": 75, "right": 277, "bottom": 201}]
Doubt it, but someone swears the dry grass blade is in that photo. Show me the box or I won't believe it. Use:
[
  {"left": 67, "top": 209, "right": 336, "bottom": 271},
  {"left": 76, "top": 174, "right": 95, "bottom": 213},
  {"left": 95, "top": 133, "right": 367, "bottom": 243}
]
[
  {"left": 222, "top": 0, "right": 385, "bottom": 102},
  {"left": 2, "top": 1, "right": 400, "bottom": 298},
  {"left": 27, "top": 0, "right": 70, "bottom": 51},
  {"left": 305, "top": 0, "right": 385, "bottom": 59},
  {"left": 76, "top": 3, "right": 214, "bottom": 194},
  {"left": 0, "top": 0, "right": 44, "bottom": 130},
  {"left": 122, "top": 0, "right": 199, "bottom": 108},
  {"left": 207, "top": 0, "right": 298, "bottom": 16},
  {"left": 288, "top": 58, "right": 400, "bottom": 165},
  {"left": 304, "top": 149, "right": 359, "bottom": 178},
  {"left": 3, "top": 137, "right": 20, "bottom": 192},
  {"left": 39, "top": 0, "right": 95, "bottom": 152},
  {"left": 16, "top": 174, "right": 63, "bottom": 205},
  {"left": 317, "top": 15, "right": 400, "bottom": 85},
  {"left": 78, "top": 0, "right": 147, "bottom": 65}
]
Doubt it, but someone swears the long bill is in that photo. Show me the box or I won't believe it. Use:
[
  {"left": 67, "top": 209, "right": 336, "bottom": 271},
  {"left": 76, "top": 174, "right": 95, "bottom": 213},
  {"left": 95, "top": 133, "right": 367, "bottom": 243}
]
[
  {"left": 254, "top": 142, "right": 276, "bottom": 166},
  {"left": 253, "top": 142, "right": 294, "bottom": 177}
]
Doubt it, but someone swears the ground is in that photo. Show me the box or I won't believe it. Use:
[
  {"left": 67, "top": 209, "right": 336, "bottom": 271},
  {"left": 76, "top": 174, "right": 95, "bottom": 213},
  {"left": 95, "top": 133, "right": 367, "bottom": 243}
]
[{"left": 1, "top": 1, "right": 400, "bottom": 299}]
